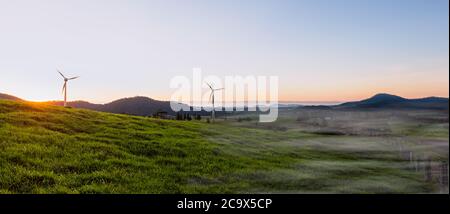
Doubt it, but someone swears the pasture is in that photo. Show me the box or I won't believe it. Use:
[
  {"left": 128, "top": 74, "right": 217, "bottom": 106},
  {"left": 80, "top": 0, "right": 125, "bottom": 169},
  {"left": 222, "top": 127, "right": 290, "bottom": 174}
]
[{"left": 0, "top": 100, "right": 447, "bottom": 193}]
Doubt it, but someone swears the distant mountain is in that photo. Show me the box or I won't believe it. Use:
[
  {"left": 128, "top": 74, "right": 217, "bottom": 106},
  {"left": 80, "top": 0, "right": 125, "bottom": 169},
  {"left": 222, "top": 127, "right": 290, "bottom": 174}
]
[
  {"left": 336, "top": 93, "right": 449, "bottom": 110},
  {"left": 45, "top": 100, "right": 103, "bottom": 111},
  {"left": 46, "top": 96, "right": 191, "bottom": 116},
  {"left": 0, "top": 93, "right": 22, "bottom": 101},
  {"left": 103, "top": 97, "right": 191, "bottom": 116}
]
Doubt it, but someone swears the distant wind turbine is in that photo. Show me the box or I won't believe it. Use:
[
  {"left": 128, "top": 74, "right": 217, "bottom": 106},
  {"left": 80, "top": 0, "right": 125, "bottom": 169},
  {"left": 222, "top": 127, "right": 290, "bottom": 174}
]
[
  {"left": 206, "top": 82, "right": 224, "bottom": 123},
  {"left": 57, "top": 69, "right": 79, "bottom": 107}
]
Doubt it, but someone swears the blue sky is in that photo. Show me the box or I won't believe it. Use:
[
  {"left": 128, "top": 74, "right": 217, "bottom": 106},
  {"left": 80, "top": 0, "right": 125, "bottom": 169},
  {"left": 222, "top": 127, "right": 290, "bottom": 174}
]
[{"left": 0, "top": 0, "right": 448, "bottom": 103}]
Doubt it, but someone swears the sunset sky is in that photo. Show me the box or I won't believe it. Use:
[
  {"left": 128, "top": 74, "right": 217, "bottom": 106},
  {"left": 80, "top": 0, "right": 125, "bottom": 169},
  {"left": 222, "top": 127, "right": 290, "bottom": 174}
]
[{"left": 0, "top": 0, "right": 448, "bottom": 103}]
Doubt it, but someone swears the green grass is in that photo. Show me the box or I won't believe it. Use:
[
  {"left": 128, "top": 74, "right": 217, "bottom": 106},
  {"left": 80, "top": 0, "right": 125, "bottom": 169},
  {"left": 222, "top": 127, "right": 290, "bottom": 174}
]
[{"left": 0, "top": 100, "right": 441, "bottom": 193}]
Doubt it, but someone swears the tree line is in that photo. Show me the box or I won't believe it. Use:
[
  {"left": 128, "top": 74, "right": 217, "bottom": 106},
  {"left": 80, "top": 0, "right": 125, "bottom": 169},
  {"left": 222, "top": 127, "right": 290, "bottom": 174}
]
[{"left": 176, "top": 112, "right": 202, "bottom": 121}]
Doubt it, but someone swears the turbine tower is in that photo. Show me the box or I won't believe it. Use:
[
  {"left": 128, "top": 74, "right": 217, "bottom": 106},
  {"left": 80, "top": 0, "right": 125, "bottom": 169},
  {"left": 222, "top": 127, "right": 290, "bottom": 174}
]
[
  {"left": 57, "top": 69, "right": 79, "bottom": 107},
  {"left": 206, "top": 82, "right": 224, "bottom": 123}
]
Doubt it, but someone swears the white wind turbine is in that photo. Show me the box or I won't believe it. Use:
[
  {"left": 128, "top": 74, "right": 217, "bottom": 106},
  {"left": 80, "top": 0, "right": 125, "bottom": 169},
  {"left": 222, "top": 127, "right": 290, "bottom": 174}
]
[
  {"left": 57, "top": 69, "right": 79, "bottom": 107},
  {"left": 206, "top": 82, "right": 224, "bottom": 123}
]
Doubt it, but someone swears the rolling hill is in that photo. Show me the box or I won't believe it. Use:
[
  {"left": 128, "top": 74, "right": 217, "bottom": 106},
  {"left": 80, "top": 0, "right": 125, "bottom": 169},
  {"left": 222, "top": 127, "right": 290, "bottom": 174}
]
[
  {"left": 297, "top": 93, "right": 449, "bottom": 110},
  {"left": 0, "top": 93, "right": 22, "bottom": 101},
  {"left": 0, "top": 99, "right": 222, "bottom": 193},
  {"left": 0, "top": 93, "right": 188, "bottom": 116},
  {"left": 336, "top": 93, "right": 448, "bottom": 110},
  {"left": 45, "top": 96, "right": 187, "bottom": 116}
]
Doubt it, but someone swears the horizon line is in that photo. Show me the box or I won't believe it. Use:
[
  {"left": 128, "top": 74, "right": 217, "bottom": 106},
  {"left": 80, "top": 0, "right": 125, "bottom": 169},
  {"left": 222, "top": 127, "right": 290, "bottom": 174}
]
[{"left": 2, "top": 91, "right": 449, "bottom": 105}]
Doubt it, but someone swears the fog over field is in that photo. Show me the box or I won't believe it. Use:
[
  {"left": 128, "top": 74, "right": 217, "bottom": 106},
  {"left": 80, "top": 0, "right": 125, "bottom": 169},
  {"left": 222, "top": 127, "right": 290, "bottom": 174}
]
[{"left": 220, "top": 107, "right": 449, "bottom": 193}]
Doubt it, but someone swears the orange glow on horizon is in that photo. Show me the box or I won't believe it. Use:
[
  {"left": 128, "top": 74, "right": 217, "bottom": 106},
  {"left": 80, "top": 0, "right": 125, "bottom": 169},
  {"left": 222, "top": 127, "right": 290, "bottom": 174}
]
[{"left": 18, "top": 89, "right": 449, "bottom": 104}]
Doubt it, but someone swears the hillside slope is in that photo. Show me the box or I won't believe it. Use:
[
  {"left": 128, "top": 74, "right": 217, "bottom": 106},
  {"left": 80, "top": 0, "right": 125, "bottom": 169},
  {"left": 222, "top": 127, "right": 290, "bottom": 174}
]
[
  {"left": 0, "top": 93, "right": 22, "bottom": 101},
  {"left": 0, "top": 100, "right": 436, "bottom": 193},
  {"left": 0, "top": 100, "right": 222, "bottom": 193}
]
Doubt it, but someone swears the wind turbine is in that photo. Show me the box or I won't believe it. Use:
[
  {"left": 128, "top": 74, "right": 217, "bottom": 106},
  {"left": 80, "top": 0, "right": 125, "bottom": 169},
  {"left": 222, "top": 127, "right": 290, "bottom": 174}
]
[
  {"left": 57, "top": 69, "right": 79, "bottom": 107},
  {"left": 206, "top": 82, "right": 224, "bottom": 123}
]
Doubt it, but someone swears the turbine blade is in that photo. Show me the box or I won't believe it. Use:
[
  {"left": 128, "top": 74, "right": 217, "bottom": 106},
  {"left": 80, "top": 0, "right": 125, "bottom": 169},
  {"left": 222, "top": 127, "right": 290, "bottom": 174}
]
[
  {"left": 57, "top": 70, "right": 66, "bottom": 79},
  {"left": 214, "top": 88, "right": 224, "bottom": 91},
  {"left": 62, "top": 82, "right": 66, "bottom": 94},
  {"left": 209, "top": 91, "right": 213, "bottom": 103},
  {"left": 68, "top": 76, "right": 79, "bottom": 80},
  {"left": 205, "top": 82, "right": 213, "bottom": 90}
]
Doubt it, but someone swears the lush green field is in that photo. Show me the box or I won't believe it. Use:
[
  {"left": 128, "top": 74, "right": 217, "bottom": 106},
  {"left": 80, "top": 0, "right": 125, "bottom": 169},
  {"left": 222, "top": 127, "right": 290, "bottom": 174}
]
[{"left": 0, "top": 100, "right": 447, "bottom": 193}]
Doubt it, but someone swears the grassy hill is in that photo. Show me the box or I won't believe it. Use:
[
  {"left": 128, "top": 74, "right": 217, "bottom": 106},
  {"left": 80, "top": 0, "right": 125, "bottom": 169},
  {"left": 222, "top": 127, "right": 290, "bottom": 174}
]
[{"left": 0, "top": 100, "right": 439, "bottom": 193}]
